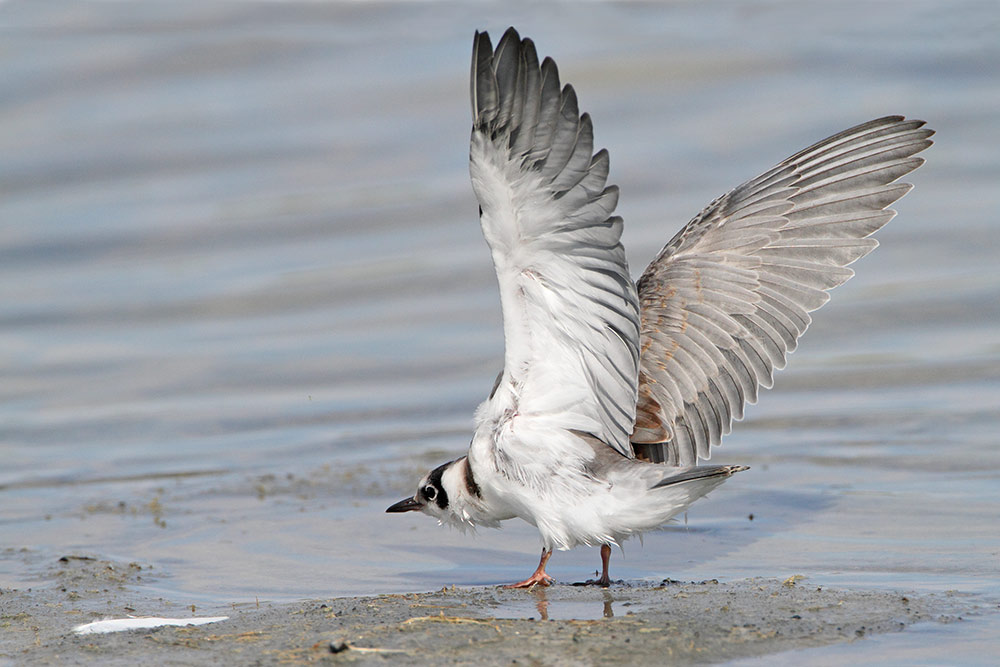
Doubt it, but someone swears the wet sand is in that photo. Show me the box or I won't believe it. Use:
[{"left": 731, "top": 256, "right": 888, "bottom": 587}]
[{"left": 1, "top": 554, "right": 968, "bottom": 665}]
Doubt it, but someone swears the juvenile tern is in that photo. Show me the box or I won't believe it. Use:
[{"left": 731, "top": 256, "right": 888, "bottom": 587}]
[{"left": 387, "top": 27, "right": 932, "bottom": 588}]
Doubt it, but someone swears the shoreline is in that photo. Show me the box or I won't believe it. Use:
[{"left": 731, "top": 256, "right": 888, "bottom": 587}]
[{"left": 1, "top": 554, "right": 968, "bottom": 665}]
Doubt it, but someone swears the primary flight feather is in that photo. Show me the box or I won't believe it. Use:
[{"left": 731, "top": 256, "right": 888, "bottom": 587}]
[{"left": 387, "top": 27, "right": 932, "bottom": 588}]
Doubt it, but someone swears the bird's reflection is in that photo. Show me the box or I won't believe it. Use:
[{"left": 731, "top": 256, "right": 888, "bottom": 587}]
[
  {"left": 601, "top": 589, "right": 614, "bottom": 618},
  {"left": 530, "top": 587, "right": 549, "bottom": 620},
  {"left": 528, "top": 588, "right": 616, "bottom": 620}
]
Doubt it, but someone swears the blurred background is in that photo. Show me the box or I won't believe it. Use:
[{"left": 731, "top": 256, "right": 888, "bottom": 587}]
[{"left": 1, "top": 1, "right": 998, "bottom": 653}]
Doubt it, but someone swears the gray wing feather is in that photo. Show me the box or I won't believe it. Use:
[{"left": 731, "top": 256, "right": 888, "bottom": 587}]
[{"left": 632, "top": 116, "right": 933, "bottom": 465}]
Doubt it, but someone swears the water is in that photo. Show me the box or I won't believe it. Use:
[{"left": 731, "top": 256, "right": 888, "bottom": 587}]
[{"left": 2, "top": 1, "right": 999, "bottom": 660}]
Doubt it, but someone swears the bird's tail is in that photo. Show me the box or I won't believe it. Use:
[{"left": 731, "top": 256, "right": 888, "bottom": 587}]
[{"left": 651, "top": 464, "right": 749, "bottom": 489}]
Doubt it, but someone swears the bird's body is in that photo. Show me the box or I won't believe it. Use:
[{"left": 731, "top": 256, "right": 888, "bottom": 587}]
[
  {"left": 467, "top": 431, "right": 743, "bottom": 552},
  {"left": 388, "top": 27, "right": 932, "bottom": 587}
]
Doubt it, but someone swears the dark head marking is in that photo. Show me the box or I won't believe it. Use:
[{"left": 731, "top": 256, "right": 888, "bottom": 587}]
[
  {"left": 462, "top": 457, "right": 482, "bottom": 498},
  {"left": 423, "top": 461, "right": 451, "bottom": 510}
]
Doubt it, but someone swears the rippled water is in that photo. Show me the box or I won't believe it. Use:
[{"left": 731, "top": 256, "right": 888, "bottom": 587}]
[{"left": 2, "top": 1, "right": 999, "bottom": 660}]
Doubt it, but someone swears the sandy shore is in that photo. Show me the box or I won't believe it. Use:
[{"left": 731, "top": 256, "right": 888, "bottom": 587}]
[{"left": 1, "top": 553, "right": 964, "bottom": 665}]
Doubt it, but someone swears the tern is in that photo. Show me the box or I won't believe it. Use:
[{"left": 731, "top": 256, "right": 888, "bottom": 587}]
[{"left": 387, "top": 27, "right": 932, "bottom": 588}]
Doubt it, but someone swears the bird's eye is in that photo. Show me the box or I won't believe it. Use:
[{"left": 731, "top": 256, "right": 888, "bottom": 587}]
[{"left": 423, "top": 485, "right": 437, "bottom": 500}]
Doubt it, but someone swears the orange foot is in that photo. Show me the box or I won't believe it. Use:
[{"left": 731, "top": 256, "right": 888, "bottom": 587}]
[
  {"left": 503, "top": 571, "right": 554, "bottom": 589},
  {"left": 503, "top": 548, "right": 553, "bottom": 589}
]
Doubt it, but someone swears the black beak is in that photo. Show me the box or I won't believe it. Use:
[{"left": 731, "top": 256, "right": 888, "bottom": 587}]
[{"left": 386, "top": 497, "right": 423, "bottom": 513}]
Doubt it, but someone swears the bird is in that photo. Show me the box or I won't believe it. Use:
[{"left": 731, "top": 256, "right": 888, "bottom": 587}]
[{"left": 387, "top": 27, "right": 933, "bottom": 588}]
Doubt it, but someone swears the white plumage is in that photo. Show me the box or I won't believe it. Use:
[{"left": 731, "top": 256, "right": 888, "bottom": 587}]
[{"left": 387, "top": 27, "right": 932, "bottom": 588}]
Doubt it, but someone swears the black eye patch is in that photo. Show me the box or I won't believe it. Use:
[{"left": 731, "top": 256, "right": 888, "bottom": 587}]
[{"left": 426, "top": 462, "right": 451, "bottom": 510}]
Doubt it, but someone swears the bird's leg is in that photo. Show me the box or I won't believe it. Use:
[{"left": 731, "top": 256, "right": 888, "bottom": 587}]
[
  {"left": 504, "top": 548, "right": 554, "bottom": 589},
  {"left": 596, "top": 543, "right": 612, "bottom": 587},
  {"left": 572, "top": 543, "right": 613, "bottom": 587}
]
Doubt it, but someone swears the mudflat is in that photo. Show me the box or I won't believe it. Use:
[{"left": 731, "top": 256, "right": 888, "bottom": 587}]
[{"left": 2, "top": 553, "right": 963, "bottom": 666}]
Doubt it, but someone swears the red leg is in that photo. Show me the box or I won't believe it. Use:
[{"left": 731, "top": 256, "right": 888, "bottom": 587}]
[
  {"left": 596, "top": 543, "right": 612, "bottom": 587},
  {"left": 504, "top": 548, "right": 554, "bottom": 589},
  {"left": 572, "top": 544, "right": 613, "bottom": 587}
]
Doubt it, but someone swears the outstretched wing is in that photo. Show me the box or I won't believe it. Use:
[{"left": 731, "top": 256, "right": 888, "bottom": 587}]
[
  {"left": 632, "top": 116, "right": 934, "bottom": 465},
  {"left": 470, "top": 28, "right": 640, "bottom": 457}
]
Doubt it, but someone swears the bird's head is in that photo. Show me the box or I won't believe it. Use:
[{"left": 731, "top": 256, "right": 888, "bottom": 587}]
[{"left": 386, "top": 457, "right": 482, "bottom": 529}]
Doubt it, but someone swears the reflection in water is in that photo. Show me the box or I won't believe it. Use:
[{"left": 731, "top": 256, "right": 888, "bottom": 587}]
[
  {"left": 528, "top": 588, "right": 617, "bottom": 620},
  {"left": 531, "top": 588, "right": 548, "bottom": 621},
  {"left": 602, "top": 590, "right": 614, "bottom": 618}
]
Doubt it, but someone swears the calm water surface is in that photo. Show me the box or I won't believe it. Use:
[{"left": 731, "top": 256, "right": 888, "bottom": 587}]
[{"left": 2, "top": 1, "right": 998, "bottom": 659}]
